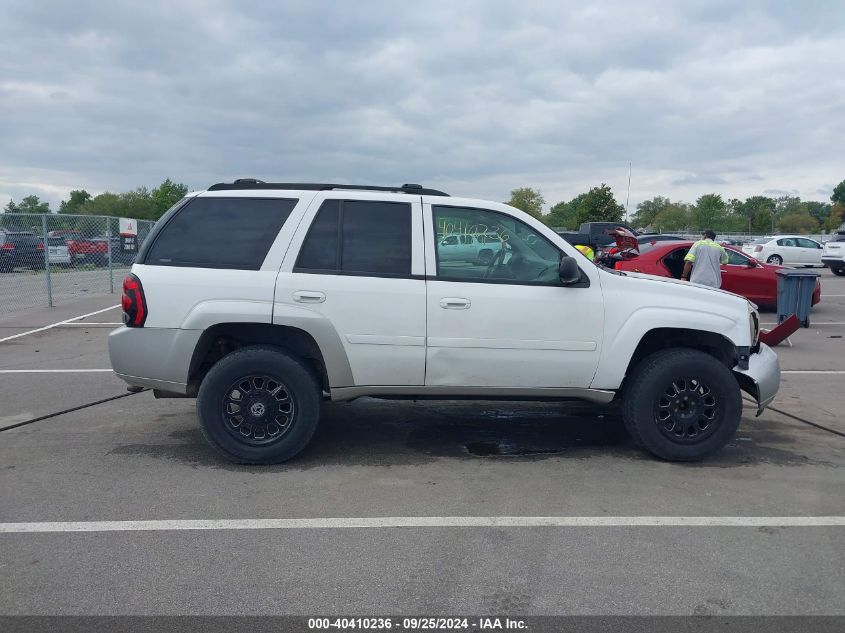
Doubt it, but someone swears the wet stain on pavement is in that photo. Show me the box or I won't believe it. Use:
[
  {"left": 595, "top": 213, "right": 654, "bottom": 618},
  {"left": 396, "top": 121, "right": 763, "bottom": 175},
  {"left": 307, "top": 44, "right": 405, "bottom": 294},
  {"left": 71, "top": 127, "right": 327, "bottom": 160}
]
[{"left": 105, "top": 399, "right": 839, "bottom": 469}]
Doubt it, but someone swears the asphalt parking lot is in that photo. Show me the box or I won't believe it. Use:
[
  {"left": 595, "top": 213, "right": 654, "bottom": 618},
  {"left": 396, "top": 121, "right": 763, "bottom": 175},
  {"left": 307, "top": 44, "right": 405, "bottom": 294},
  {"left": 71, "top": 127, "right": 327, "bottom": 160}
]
[{"left": 1, "top": 272, "right": 843, "bottom": 616}]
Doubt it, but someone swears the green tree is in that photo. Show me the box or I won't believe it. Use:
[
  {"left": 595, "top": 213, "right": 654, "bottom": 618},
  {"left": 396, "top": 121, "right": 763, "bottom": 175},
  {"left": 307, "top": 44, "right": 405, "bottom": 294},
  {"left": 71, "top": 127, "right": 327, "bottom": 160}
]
[
  {"left": 752, "top": 205, "right": 774, "bottom": 234},
  {"left": 506, "top": 187, "right": 545, "bottom": 220},
  {"left": 578, "top": 184, "right": 624, "bottom": 223},
  {"left": 777, "top": 212, "right": 818, "bottom": 234},
  {"left": 652, "top": 202, "right": 690, "bottom": 232},
  {"left": 81, "top": 192, "right": 124, "bottom": 217},
  {"left": 690, "top": 194, "right": 727, "bottom": 230},
  {"left": 831, "top": 180, "right": 845, "bottom": 206},
  {"left": 826, "top": 202, "right": 845, "bottom": 231},
  {"left": 122, "top": 187, "right": 156, "bottom": 219},
  {"left": 151, "top": 178, "right": 189, "bottom": 218},
  {"left": 3, "top": 199, "right": 18, "bottom": 213},
  {"left": 16, "top": 195, "right": 51, "bottom": 214},
  {"left": 804, "top": 201, "right": 831, "bottom": 225},
  {"left": 631, "top": 196, "right": 670, "bottom": 229},
  {"left": 547, "top": 199, "right": 580, "bottom": 229},
  {"left": 59, "top": 190, "right": 92, "bottom": 215}
]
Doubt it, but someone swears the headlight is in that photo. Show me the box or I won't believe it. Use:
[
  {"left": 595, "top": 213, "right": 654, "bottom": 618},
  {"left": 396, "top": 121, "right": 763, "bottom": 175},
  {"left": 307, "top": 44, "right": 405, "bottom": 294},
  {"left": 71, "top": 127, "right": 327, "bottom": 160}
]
[{"left": 748, "top": 303, "right": 760, "bottom": 345}]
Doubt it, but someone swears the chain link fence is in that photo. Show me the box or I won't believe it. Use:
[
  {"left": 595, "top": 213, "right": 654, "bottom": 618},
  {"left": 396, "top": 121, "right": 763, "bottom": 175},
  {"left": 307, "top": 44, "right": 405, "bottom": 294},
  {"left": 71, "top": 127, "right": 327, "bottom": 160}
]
[{"left": 0, "top": 213, "right": 155, "bottom": 315}]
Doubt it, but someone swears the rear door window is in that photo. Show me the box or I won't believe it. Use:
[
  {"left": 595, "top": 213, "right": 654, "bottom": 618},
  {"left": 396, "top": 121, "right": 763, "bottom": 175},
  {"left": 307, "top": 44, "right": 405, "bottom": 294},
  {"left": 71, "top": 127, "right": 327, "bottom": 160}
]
[
  {"left": 295, "top": 199, "right": 412, "bottom": 277},
  {"left": 144, "top": 197, "right": 297, "bottom": 269}
]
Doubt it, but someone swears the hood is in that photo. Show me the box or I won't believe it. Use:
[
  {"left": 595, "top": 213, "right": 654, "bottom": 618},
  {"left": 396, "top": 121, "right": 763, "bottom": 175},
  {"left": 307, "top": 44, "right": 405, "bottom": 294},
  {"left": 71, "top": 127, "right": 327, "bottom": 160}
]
[
  {"left": 611, "top": 227, "right": 639, "bottom": 252},
  {"left": 621, "top": 270, "right": 750, "bottom": 304}
]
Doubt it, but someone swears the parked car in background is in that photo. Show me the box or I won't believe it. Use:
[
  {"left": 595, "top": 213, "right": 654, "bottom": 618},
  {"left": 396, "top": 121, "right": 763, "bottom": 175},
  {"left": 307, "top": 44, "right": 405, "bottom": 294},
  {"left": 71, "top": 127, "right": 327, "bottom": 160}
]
[
  {"left": 742, "top": 235, "right": 823, "bottom": 266},
  {"left": 66, "top": 236, "right": 109, "bottom": 266},
  {"left": 822, "top": 232, "right": 845, "bottom": 276},
  {"left": 637, "top": 233, "right": 684, "bottom": 244},
  {"left": 46, "top": 236, "right": 72, "bottom": 266},
  {"left": 614, "top": 240, "right": 821, "bottom": 309},
  {"left": 0, "top": 231, "right": 44, "bottom": 272},
  {"left": 437, "top": 232, "right": 502, "bottom": 265},
  {"left": 557, "top": 222, "right": 639, "bottom": 249}
]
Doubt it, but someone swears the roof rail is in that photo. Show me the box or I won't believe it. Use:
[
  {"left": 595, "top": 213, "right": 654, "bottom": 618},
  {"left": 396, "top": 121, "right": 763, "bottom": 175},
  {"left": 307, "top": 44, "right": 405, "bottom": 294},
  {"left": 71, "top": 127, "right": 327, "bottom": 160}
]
[{"left": 207, "top": 181, "right": 449, "bottom": 196}]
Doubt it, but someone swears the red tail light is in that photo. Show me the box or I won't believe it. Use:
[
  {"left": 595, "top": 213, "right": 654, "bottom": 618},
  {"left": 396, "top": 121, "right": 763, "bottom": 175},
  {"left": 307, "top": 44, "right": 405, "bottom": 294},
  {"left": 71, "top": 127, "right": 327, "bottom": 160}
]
[
  {"left": 37, "top": 242, "right": 44, "bottom": 250},
  {"left": 0, "top": 244, "right": 14, "bottom": 250},
  {"left": 122, "top": 273, "right": 147, "bottom": 327}
]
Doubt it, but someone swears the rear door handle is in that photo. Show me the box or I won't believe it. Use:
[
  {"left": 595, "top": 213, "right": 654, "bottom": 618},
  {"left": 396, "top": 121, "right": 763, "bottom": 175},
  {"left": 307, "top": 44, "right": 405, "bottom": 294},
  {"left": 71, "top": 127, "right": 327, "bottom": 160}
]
[
  {"left": 439, "top": 297, "right": 471, "bottom": 309},
  {"left": 293, "top": 290, "right": 326, "bottom": 303}
]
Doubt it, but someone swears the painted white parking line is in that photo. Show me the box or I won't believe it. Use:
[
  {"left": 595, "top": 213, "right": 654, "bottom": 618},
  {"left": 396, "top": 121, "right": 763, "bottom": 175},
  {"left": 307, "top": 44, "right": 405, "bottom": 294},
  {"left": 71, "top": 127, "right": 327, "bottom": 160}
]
[
  {"left": 57, "top": 322, "right": 122, "bottom": 327},
  {"left": 0, "top": 305, "right": 120, "bottom": 343},
  {"left": 1, "top": 516, "right": 843, "bottom": 533},
  {"left": 781, "top": 370, "right": 845, "bottom": 375},
  {"left": 0, "top": 369, "right": 113, "bottom": 374},
  {"left": 762, "top": 322, "right": 845, "bottom": 326}
]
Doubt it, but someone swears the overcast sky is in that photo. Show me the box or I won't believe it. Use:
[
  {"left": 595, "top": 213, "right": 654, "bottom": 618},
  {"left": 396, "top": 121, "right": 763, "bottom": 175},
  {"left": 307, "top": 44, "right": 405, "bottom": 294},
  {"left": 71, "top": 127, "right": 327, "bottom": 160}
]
[{"left": 1, "top": 0, "right": 843, "bottom": 213}]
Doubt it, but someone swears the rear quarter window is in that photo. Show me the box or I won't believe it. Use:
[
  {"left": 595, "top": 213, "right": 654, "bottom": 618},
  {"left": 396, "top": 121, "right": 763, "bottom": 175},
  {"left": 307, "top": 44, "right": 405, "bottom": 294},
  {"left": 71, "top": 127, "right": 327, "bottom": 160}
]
[{"left": 143, "top": 197, "right": 297, "bottom": 269}]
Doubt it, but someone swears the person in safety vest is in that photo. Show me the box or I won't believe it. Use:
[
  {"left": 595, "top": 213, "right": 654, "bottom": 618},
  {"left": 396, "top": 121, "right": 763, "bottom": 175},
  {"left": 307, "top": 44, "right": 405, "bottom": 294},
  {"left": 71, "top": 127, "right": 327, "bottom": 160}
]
[
  {"left": 574, "top": 244, "right": 595, "bottom": 261},
  {"left": 681, "top": 229, "right": 728, "bottom": 288}
]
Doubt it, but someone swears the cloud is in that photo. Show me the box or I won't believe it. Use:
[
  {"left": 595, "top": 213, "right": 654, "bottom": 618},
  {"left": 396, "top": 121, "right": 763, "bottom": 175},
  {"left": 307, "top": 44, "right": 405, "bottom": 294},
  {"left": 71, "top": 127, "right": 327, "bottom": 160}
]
[{"left": 0, "top": 0, "right": 843, "bottom": 212}]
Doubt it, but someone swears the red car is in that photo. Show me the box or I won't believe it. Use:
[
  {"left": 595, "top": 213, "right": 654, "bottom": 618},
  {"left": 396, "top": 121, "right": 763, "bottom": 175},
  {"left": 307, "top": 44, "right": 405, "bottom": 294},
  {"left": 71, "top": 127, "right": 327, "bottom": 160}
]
[{"left": 613, "top": 240, "right": 821, "bottom": 308}]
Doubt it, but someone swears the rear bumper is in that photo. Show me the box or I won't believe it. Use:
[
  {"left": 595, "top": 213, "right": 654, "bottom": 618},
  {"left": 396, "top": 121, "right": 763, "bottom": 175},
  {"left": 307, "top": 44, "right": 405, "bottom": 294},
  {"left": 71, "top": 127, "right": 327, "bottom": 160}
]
[
  {"left": 108, "top": 326, "right": 202, "bottom": 394},
  {"left": 821, "top": 257, "right": 844, "bottom": 267},
  {"left": 733, "top": 343, "right": 780, "bottom": 416}
]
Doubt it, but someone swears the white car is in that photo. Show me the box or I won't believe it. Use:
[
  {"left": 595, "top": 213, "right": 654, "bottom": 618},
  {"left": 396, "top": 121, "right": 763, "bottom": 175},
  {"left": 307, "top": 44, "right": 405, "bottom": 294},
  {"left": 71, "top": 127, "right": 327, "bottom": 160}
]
[
  {"left": 437, "top": 232, "right": 503, "bottom": 265},
  {"left": 742, "top": 235, "right": 823, "bottom": 266},
  {"left": 109, "top": 180, "right": 778, "bottom": 464},
  {"left": 821, "top": 233, "right": 845, "bottom": 276},
  {"left": 46, "top": 237, "right": 71, "bottom": 266}
]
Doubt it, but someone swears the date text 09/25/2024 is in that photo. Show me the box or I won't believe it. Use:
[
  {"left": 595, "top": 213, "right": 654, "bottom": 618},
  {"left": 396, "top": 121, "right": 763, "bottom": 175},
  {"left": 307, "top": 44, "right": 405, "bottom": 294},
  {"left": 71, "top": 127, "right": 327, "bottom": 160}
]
[{"left": 307, "top": 617, "right": 527, "bottom": 630}]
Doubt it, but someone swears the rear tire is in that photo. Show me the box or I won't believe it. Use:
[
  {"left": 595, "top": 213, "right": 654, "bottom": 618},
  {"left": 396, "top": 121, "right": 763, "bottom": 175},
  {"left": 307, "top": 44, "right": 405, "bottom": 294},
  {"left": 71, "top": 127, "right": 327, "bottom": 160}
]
[
  {"left": 622, "top": 348, "right": 741, "bottom": 461},
  {"left": 766, "top": 255, "right": 782, "bottom": 265},
  {"left": 832, "top": 268, "right": 845, "bottom": 277},
  {"left": 197, "top": 346, "right": 321, "bottom": 464}
]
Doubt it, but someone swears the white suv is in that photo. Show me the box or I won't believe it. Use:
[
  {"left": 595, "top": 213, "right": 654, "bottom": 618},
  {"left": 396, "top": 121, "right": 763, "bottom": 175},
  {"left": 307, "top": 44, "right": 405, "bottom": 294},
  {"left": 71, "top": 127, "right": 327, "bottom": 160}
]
[
  {"left": 109, "top": 181, "right": 779, "bottom": 463},
  {"left": 822, "top": 233, "right": 845, "bottom": 276}
]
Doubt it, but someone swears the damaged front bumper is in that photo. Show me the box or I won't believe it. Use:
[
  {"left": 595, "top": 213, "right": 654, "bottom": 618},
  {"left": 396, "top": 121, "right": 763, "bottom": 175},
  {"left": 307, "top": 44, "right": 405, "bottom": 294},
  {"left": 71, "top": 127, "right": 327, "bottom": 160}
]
[{"left": 733, "top": 343, "right": 780, "bottom": 416}]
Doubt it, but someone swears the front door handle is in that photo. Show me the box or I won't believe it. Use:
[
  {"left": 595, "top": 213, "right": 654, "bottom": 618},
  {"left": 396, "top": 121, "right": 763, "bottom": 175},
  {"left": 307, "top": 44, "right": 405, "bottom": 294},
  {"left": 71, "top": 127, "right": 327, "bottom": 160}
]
[
  {"left": 440, "top": 297, "right": 471, "bottom": 309},
  {"left": 293, "top": 290, "right": 326, "bottom": 303}
]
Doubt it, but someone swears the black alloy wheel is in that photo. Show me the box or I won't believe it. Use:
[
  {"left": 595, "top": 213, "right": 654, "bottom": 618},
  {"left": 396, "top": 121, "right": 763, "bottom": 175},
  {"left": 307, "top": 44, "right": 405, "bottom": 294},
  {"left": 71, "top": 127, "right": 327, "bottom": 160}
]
[
  {"left": 222, "top": 374, "right": 295, "bottom": 446},
  {"left": 653, "top": 378, "right": 718, "bottom": 443}
]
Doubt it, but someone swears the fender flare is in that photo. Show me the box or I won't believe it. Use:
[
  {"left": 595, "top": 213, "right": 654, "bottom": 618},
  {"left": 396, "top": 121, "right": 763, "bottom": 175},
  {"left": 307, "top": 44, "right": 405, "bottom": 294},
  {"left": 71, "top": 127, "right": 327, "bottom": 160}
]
[{"left": 591, "top": 306, "right": 745, "bottom": 389}]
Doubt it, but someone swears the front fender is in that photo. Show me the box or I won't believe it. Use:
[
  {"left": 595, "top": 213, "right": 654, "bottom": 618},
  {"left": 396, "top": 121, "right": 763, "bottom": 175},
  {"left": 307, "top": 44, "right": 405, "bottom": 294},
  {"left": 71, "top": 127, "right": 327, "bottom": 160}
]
[{"left": 590, "top": 306, "right": 746, "bottom": 390}]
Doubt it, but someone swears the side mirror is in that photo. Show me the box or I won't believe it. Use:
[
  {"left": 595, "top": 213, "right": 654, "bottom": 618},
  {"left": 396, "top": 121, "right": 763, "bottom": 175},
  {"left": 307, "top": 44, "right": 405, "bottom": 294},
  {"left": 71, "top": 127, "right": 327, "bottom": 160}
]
[{"left": 559, "top": 255, "right": 582, "bottom": 284}]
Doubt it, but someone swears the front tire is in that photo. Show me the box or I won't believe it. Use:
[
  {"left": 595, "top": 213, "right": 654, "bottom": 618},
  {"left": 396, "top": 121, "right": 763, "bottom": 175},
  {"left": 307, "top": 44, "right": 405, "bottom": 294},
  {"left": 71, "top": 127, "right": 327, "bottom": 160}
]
[
  {"left": 766, "top": 255, "right": 782, "bottom": 265},
  {"left": 832, "top": 267, "right": 845, "bottom": 277},
  {"left": 197, "top": 346, "right": 321, "bottom": 464},
  {"left": 622, "top": 348, "right": 741, "bottom": 461}
]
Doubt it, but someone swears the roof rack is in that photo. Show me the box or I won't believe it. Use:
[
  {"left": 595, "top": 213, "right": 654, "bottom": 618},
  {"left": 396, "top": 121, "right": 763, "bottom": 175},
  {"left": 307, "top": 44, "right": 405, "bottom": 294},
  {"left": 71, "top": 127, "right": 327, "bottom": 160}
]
[{"left": 207, "top": 181, "right": 449, "bottom": 196}]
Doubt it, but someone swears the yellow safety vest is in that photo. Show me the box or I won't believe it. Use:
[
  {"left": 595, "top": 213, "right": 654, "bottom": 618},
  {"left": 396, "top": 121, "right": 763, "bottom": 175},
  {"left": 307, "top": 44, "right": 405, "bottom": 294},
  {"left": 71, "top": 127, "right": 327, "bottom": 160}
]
[{"left": 575, "top": 244, "right": 595, "bottom": 261}]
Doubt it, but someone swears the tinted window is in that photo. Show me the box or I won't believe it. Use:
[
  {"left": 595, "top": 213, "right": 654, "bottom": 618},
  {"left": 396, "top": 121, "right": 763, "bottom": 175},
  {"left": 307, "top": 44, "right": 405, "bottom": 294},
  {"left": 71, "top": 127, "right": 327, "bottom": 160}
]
[
  {"left": 295, "top": 200, "right": 340, "bottom": 271},
  {"left": 433, "top": 206, "right": 562, "bottom": 284},
  {"left": 725, "top": 249, "right": 750, "bottom": 265},
  {"left": 295, "top": 199, "right": 412, "bottom": 277},
  {"left": 797, "top": 238, "right": 820, "bottom": 249},
  {"left": 145, "top": 197, "right": 297, "bottom": 269},
  {"left": 778, "top": 238, "right": 797, "bottom": 247},
  {"left": 341, "top": 200, "right": 411, "bottom": 275}
]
